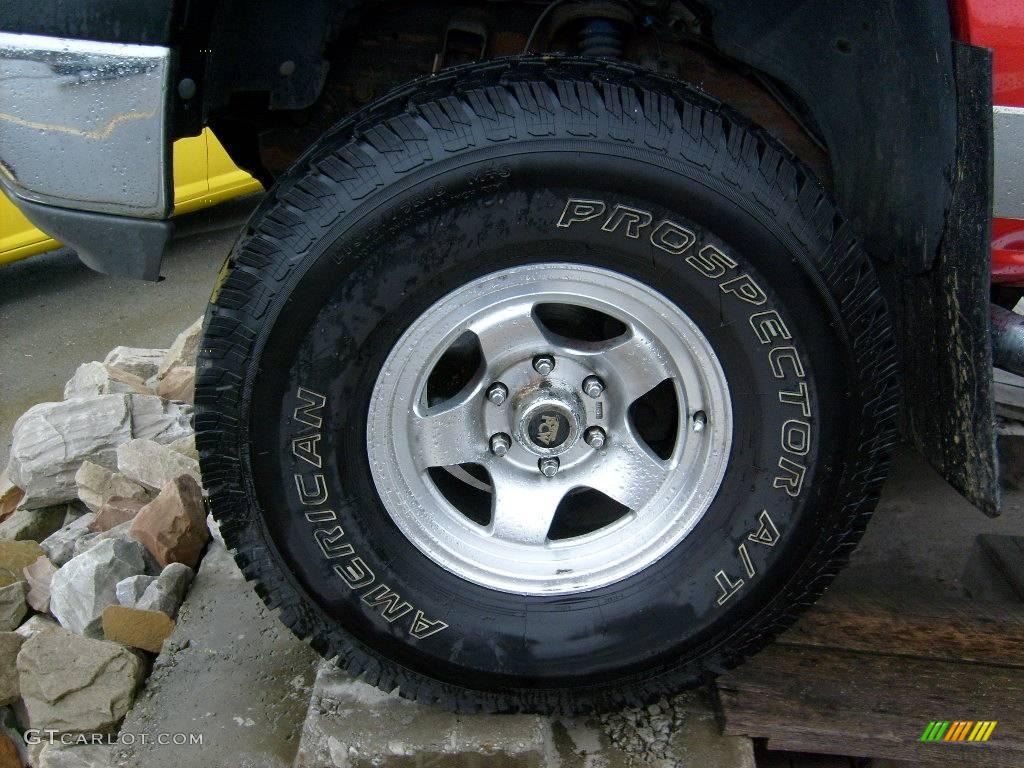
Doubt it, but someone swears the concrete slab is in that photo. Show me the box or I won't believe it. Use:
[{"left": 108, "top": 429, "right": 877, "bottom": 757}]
[
  {"left": 295, "top": 667, "right": 754, "bottom": 768},
  {"left": 114, "top": 523, "right": 320, "bottom": 768},
  {"left": 294, "top": 665, "right": 549, "bottom": 768},
  {"left": 832, "top": 447, "right": 1024, "bottom": 604}
]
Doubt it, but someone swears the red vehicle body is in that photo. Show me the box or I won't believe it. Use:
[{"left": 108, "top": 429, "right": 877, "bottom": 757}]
[{"left": 956, "top": 0, "right": 1024, "bottom": 284}]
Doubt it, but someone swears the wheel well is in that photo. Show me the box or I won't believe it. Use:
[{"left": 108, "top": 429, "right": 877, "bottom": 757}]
[
  {"left": 199, "top": 1, "right": 830, "bottom": 189},
  {"left": 197, "top": 0, "right": 958, "bottom": 278}
]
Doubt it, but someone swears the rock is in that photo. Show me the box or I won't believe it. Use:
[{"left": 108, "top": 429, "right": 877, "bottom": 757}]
[
  {"left": 0, "top": 583, "right": 27, "bottom": 632},
  {"left": 72, "top": 522, "right": 160, "bottom": 576},
  {"left": 63, "top": 362, "right": 149, "bottom": 399},
  {"left": 0, "top": 472, "right": 23, "bottom": 523},
  {"left": 15, "top": 615, "right": 58, "bottom": 640},
  {"left": 8, "top": 395, "right": 191, "bottom": 509},
  {"left": 89, "top": 497, "right": 146, "bottom": 533},
  {"left": 7, "top": 396, "right": 133, "bottom": 509},
  {"left": 135, "top": 563, "right": 193, "bottom": 617},
  {"left": 23, "top": 556, "right": 57, "bottom": 613},
  {"left": 62, "top": 503, "right": 89, "bottom": 526},
  {"left": 0, "top": 632, "right": 25, "bottom": 706},
  {"left": 103, "top": 347, "right": 167, "bottom": 381},
  {"left": 0, "top": 541, "right": 45, "bottom": 574},
  {"left": 40, "top": 515, "right": 97, "bottom": 567},
  {"left": 0, "top": 728, "right": 18, "bottom": 768},
  {"left": 0, "top": 506, "right": 65, "bottom": 542},
  {"left": 0, "top": 571, "right": 17, "bottom": 589},
  {"left": 115, "top": 575, "right": 156, "bottom": 608},
  {"left": 116, "top": 440, "right": 200, "bottom": 492},
  {"left": 127, "top": 395, "right": 192, "bottom": 446},
  {"left": 155, "top": 365, "right": 195, "bottom": 404},
  {"left": 50, "top": 539, "right": 148, "bottom": 637},
  {"left": 155, "top": 318, "right": 202, "bottom": 381},
  {"left": 39, "top": 743, "right": 115, "bottom": 767},
  {"left": 102, "top": 606, "right": 175, "bottom": 653},
  {"left": 130, "top": 477, "right": 208, "bottom": 569},
  {"left": 167, "top": 435, "right": 198, "bottom": 461},
  {"left": 17, "top": 626, "right": 143, "bottom": 733},
  {"left": 74, "top": 461, "right": 149, "bottom": 515}
]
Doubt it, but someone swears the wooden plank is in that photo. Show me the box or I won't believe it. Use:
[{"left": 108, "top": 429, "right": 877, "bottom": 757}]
[
  {"left": 764, "top": 739, "right": 989, "bottom": 768},
  {"left": 774, "top": 595, "right": 1024, "bottom": 669},
  {"left": 717, "top": 645, "right": 1024, "bottom": 767}
]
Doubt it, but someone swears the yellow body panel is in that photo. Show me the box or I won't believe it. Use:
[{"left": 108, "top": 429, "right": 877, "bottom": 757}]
[{"left": 0, "top": 129, "right": 262, "bottom": 266}]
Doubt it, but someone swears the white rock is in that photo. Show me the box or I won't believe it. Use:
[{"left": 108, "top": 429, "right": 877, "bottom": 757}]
[
  {"left": 50, "top": 539, "right": 147, "bottom": 636},
  {"left": 115, "top": 575, "right": 156, "bottom": 608},
  {"left": 17, "top": 626, "right": 143, "bottom": 733},
  {"left": 8, "top": 395, "right": 193, "bottom": 509},
  {"left": 116, "top": 439, "right": 201, "bottom": 491},
  {"left": 128, "top": 394, "right": 192, "bottom": 445},
  {"left": 23, "top": 555, "right": 57, "bottom": 613},
  {"left": 7, "top": 396, "right": 133, "bottom": 508},
  {"left": 40, "top": 514, "right": 98, "bottom": 567},
  {"left": 0, "top": 582, "right": 27, "bottom": 632},
  {"left": 136, "top": 562, "right": 194, "bottom": 617},
  {"left": 15, "top": 615, "right": 58, "bottom": 640},
  {"left": 63, "top": 362, "right": 149, "bottom": 399},
  {"left": 74, "top": 461, "right": 149, "bottom": 514},
  {"left": 103, "top": 346, "right": 167, "bottom": 380},
  {"left": 156, "top": 317, "right": 203, "bottom": 380},
  {"left": 71, "top": 521, "right": 160, "bottom": 575}
]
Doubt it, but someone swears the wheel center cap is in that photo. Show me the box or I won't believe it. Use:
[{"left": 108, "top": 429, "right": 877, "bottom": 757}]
[
  {"left": 528, "top": 410, "right": 570, "bottom": 448},
  {"left": 515, "top": 393, "right": 583, "bottom": 457}
]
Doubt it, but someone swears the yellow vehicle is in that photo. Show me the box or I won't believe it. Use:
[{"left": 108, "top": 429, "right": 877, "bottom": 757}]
[{"left": 0, "top": 129, "right": 261, "bottom": 265}]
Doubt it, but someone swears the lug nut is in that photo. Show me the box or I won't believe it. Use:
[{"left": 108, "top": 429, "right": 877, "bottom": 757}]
[
  {"left": 539, "top": 457, "right": 560, "bottom": 477},
  {"left": 486, "top": 382, "right": 508, "bottom": 406},
  {"left": 692, "top": 411, "right": 707, "bottom": 432},
  {"left": 582, "top": 375, "right": 605, "bottom": 398},
  {"left": 490, "top": 433, "right": 512, "bottom": 457},
  {"left": 533, "top": 355, "right": 555, "bottom": 375},
  {"left": 584, "top": 426, "right": 606, "bottom": 449}
]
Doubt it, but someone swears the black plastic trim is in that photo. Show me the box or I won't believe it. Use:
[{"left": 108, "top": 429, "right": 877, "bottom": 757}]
[
  {"left": 10, "top": 194, "right": 172, "bottom": 282},
  {"left": 0, "top": 0, "right": 176, "bottom": 45}
]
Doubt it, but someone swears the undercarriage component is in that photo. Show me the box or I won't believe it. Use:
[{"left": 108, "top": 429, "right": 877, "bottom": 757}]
[{"left": 992, "top": 305, "right": 1024, "bottom": 377}]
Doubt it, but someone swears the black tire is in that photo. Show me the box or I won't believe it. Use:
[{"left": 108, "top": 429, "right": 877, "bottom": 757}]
[{"left": 196, "top": 57, "right": 897, "bottom": 714}]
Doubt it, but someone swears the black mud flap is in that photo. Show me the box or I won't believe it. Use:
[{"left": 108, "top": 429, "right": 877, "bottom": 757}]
[{"left": 901, "top": 42, "right": 999, "bottom": 516}]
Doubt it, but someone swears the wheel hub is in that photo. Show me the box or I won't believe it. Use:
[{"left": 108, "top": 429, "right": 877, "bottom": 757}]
[{"left": 367, "top": 263, "right": 733, "bottom": 595}]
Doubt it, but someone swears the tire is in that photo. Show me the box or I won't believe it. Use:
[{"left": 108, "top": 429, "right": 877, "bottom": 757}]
[{"left": 196, "top": 56, "right": 897, "bottom": 714}]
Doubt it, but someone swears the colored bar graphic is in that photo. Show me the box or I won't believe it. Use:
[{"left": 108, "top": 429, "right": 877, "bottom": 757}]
[
  {"left": 920, "top": 720, "right": 997, "bottom": 742},
  {"left": 920, "top": 721, "right": 950, "bottom": 741}
]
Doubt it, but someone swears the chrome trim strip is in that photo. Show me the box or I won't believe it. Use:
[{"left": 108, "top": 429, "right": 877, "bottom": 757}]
[
  {"left": 995, "top": 105, "right": 1024, "bottom": 220},
  {"left": 0, "top": 32, "right": 170, "bottom": 218}
]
